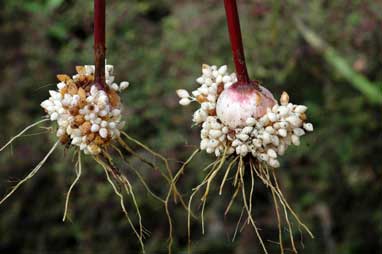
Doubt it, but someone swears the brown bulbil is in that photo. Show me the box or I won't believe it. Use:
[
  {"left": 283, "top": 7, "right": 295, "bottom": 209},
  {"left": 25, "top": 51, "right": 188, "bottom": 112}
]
[
  {"left": 78, "top": 87, "right": 86, "bottom": 99},
  {"left": 78, "top": 74, "right": 86, "bottom": 83},
  {"left": 74, "top": 115, "right": 85, "bottom": 126},
  {"left": 86, "top": 75, "right": 95, "bottom": 84},
  {"left": 196, "top": 95, "right": 208, "bottom": 103},
  {"left": 76, "top": 66, "right": 85, "bottom": 74},
  {"left": 94, "top": 135, "right": 105, "bottom": 145},
  {"left": 77, "top": 98, "right": 87, "bottom": 108},
  {"left": 77, "top": 75, "right": 94, "bottom": 88},
  {"left": 87, "top": 133, "right": 96, "bottom": 143},
  {"left": 71, "top": 122, "right": 79, "bottom": 129},
  {"left": 108, "top": 89, "right": 120, "bottom": 107},
  {"left": 88, "top": 144, "right": 101, "bottom": 154},
  {"left": 59, "top": 134, "right": 69, "bottom": 144},
  {"left": 57, "top": 74, "right": 71, "bottom": 82},
  {"left": 69, "top": 107, "right": 79, "bottom": 116},
  {"left": 80, "top": 121, "right": 91, "bottom": 135},
  {"left": 300, "top": 113, "right": 307, "bottom": 121},
  {"left": 67, "top": 82, "right": 78, "bottom": 95},
  {"left": 60, "top": 87, "right": 68, "bottom": 96}
]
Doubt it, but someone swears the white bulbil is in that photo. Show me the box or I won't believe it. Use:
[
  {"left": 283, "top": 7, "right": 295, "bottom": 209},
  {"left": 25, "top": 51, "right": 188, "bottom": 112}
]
[
  {"left": 278, "top": 129, "right": 287, "bottom": 137},
  {"left": 267, "top": 149, "right": 277, "bottom": 158},
  {"left": 269, "top": 158, "right": 280, "bottom": 168},
  {"left": 295, "top": 105, "right": 308, "bottom": 113},
  {"left": 303, "top": 123, "right": 314, "bottom": 132},
  {"left": 176, "top": 89, "right": 190, "bottom": 98},
  {"left": 120, "top": 81, "right": 130, "bottom": 90},
  {"left": 209, "top": 130, "right": 222, "bottom": 139},
  {"left": 179, "top": 98, "right": 191, "bottom": 106},
  {"left": 291, "top": 135, "right": 300, "bottom": 146},
  {"left": 91, "top": 124, "right": 100, "bottom": 132},
  {"left": 99, "top": 128, "right": 108, "bottom": 138},
  {"left": 293, "top": 128, "right": 305, "bottom": 136}
]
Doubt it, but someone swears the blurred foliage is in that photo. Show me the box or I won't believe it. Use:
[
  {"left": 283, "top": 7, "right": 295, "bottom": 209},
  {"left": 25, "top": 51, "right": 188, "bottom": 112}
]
[{"left": 0, "top": 0, "right": 381, "bottom": 253}]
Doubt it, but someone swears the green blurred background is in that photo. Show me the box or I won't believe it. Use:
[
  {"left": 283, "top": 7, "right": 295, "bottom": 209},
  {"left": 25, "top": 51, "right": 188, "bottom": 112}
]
[{"left": 0, "top": 0, "right": 381, "bottom": 253}]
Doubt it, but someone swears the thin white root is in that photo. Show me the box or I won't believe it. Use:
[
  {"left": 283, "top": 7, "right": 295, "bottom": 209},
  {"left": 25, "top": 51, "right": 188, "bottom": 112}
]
[
  {"left": 219, "top": 156, "right": 239, "bottom": 195},
  {"left": 185, "top": 153, "right": 313, "bottom": 254},
  {"left": 121, "top": 131, "right": 194, "bottom": 253},
  {"left": 270, "top": 168, "right": 314, "bottom": 239},
  {"left": 118, "top": 134, "right": 186, "bottom": 205},
  {"left": 122, "top": 175, "right": 145, "bottom": 240},
  {"left": 94, "top": 156, "right": 146, "bottom": 254},
  {"left": 232, "top": 207, "right": 245, "bottom": 242},
  {"left": 102, "top": 150, "right": 147, "bottom": 241},
  {"left": 186, "top": 157, "right": 225, "bottom": 252},
  {"left": 111, "top": 144, "right": 165, "bottom": 203},
  {"left": 271, "top": 187, "right": 284, "bottom": 254},
  {"left": 239, "top": 159, "right": 269, "bottom": 254},
  {"left": 173, "top": 149, "right": 200, "bottom": 184},
  {"left": 0, "top": 119, "right": 49, "bottom": 152},
  {"left": 0, "top": 141, "right": 59, "bottom": 205},
  {"left": 63, "top": 151, "right": 82, "bottom": 222}
]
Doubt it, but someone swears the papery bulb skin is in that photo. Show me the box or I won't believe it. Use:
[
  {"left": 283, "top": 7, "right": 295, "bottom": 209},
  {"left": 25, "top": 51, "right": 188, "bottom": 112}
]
[{"left": 216, "top": 82, "right": 276, "bottom": 129}]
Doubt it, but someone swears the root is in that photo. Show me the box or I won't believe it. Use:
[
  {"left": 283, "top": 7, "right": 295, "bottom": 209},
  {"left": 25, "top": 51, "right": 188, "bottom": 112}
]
[
  {"left": 111, "top": 144, "right": 164, "bottom": 203},
  {"left": 224, "top": 182, "right": 240, "bottom": 216},
  {"left": 232, "top": 207, "right": 245, "bottom": 242},
  {"left": 219, "top": 156, "right": 239, "bottom": 195},
  {"left": 184, "top": 153, "right": 313, "bottom": 254},
  {"left": 250, "top": 159, "right": 314, "bottom": 253},
  {"left": 238, "top": 158, "right": 268, "bottom": 254},
  {"left": 63, "top": 151, "right": 82, "bottom": 222},
  {"left": 94, "top": 156, "right": 146, "bottom": 253},
  {"left": 0, "top": 119, "right": 49, "bottom": 152},
  {"left": 119, "top": 132, "right": 197, "bottom": 253},
  {"left": 271, "top": 187, "right": 284, "bottom": 254},
  {"left": 120, "top": 132, "right": 173, "bottom": 182},
  {"left": 270, "top": 168, "right": 314, "bottom": 239},
  {"left": 117, "top": 136, "right": 175, "bottom": 251},
  {"left": 0, "top": 141, "right": 59, "bottom": 205},
  {"left": 102, "top": 150, "right": 148, "bottom": 241},
  {"left": 247, "top": 162, "right": 255, "bottom": 224},
  {"left": 172, "top": 149, "right": 200, "bottom": 184},
  {"left": 186, "top": 155, "right": 227, "bottom": 251},
  {"left": 253, "top": 164, "right": 296, "bottom": 252},
  {"left": 118, "top": 134, "right": 187, "bottom": 207},
  {"left": 201, "top": 147, "right": 228, "bottom": 202}
]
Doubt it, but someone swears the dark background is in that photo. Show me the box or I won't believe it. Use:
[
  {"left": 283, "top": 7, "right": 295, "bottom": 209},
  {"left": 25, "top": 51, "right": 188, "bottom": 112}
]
[{"left": 0, "top": 0, "right": 381, "bottom": 253}]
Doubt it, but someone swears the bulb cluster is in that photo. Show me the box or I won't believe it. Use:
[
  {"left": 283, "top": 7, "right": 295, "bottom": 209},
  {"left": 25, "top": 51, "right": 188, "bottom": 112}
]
[
  {"left": 41, "top": 64, "right": 129, "bottom": 155},
  {"left": 177, "top": 64, "right": 313, "bottom": 168}
]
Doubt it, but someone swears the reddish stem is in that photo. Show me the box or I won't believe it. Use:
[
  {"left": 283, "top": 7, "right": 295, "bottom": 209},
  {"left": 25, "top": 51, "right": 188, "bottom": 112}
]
[
  {"left": 94, "top": 0, "right": 106, "bottom": 90},
  {"left": 224, "top": 0, "right": 259, "bottom": 90}
]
